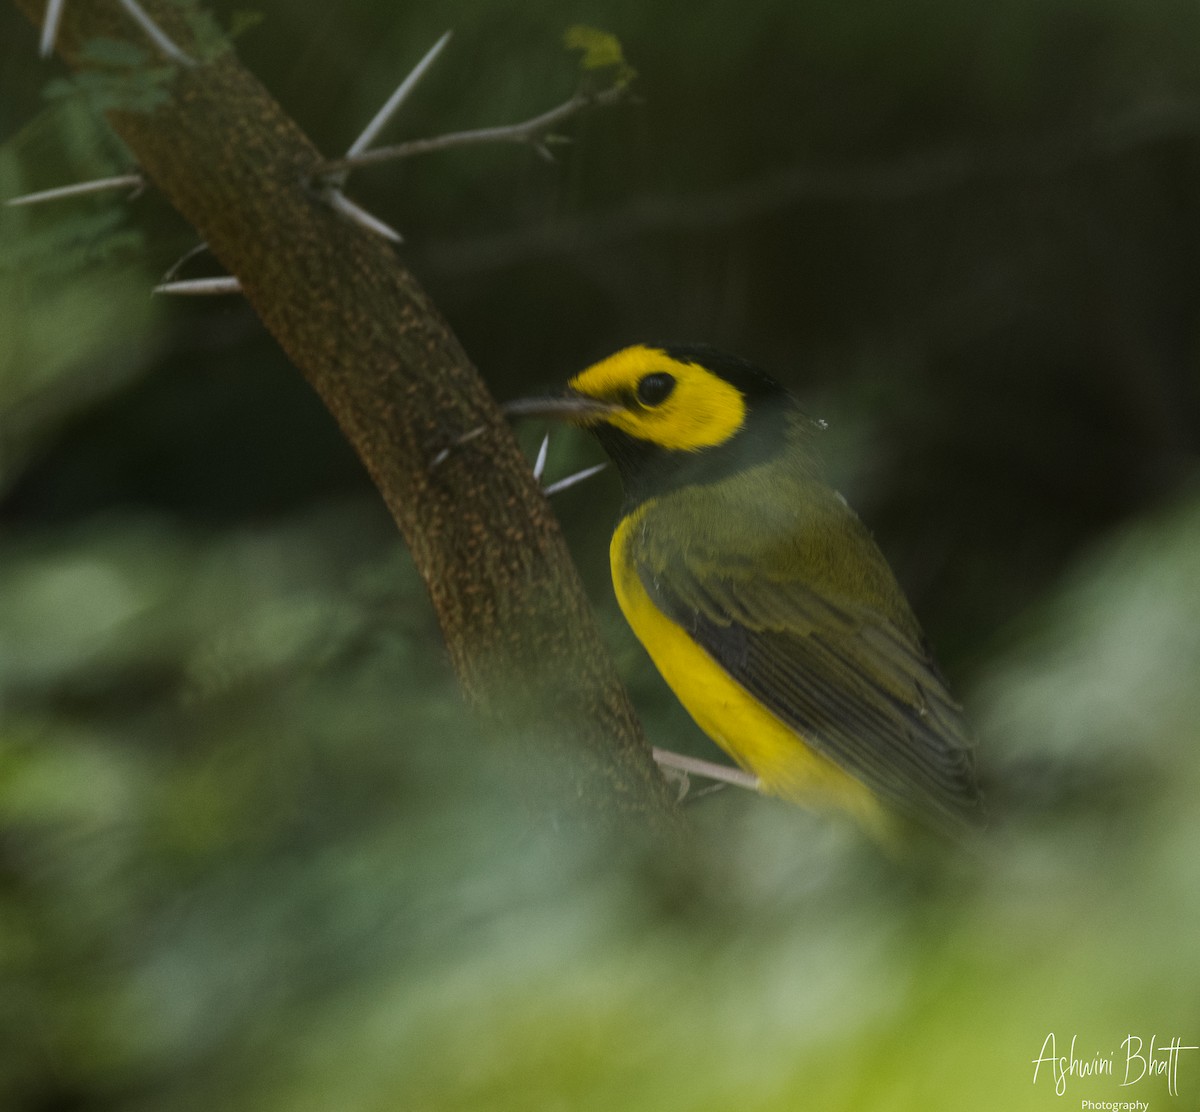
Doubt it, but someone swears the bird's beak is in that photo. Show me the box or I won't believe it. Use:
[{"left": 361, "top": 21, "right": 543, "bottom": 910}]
[{"left": 502, "top": 392, "right": 623, "bottom": 425}]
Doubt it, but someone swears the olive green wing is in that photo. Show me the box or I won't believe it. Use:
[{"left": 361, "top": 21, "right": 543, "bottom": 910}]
[{"left": 635, "top": 518, "right": 983, "bottom": 832}]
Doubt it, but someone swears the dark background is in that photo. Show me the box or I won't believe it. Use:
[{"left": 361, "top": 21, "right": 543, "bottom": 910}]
[{"left": 2, "top": 2, "right": 1199, "bottom": 1109}]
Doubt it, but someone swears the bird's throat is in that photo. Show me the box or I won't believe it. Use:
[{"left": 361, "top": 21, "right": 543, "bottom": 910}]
[{"left": 592, "top": 402, "right": 797, "bottom": 511}]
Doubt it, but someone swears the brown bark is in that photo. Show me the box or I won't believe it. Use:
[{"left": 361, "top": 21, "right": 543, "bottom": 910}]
[{"left": 12, "top": 0, "right": 676, "bottom": 824}]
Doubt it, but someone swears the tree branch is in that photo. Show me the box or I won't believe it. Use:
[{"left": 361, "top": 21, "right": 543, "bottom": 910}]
[
  {"left": 11, "top": 0, "right": 677, "bottom": 827},
  {"left": 321, "top": 85, "right": 629, "bottom": 176}
]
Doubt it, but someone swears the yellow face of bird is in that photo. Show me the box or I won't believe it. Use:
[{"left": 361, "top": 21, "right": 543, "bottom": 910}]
[{"left": 567, "top": 345, "right": 749, "bottom": 452}]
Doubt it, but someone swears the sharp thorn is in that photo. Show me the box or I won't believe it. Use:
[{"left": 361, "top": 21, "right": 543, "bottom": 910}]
[
  {"left": 650, "top": 747, "right": 761, "bottom": 792},
  {"left": 153, "top": 276, "right": 242, "bottom": 295},
  {"left": 346, "top": 30, "right": 453, "bottom": 158},
  {"left": 532, "top": 432, "right": 550, "bottom": 480},
  {"left": 542, "top": 461, "right": 607, "bottom": 497},
  {"left": 6, "top": 173, "right": 144, "bottom": 206},
  {"left": 327, "top": 189, "right": 404, "bottom": 242},
  {"left": 116, "top": 0, "right": 195, "bottom": 64},
  {"left": 39, "top": 0, "right": 65, "bottom": 58}
]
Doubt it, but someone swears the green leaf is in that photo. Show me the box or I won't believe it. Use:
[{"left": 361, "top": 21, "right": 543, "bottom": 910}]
[
  {"left": 228, "top": 9, "right": 265, "bottom": 40},
  {"left": 183, "top": 7, "right": 238, "bottom": 62},
  {"left": 563, "top": 25, "right": 637, "bottom": 88},
  {"left": 41, "top": 68, "right": 175, "bottom": 115}
]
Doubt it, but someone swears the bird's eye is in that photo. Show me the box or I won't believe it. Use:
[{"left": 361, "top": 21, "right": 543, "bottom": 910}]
[{"left": 635, "top": 372, "right": 676, "bottom": 407}]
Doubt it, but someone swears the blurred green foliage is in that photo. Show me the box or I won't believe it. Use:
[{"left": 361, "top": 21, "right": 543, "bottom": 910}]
[{"left": 1, "top": 0, "right": 1199, "bottom": 1109}]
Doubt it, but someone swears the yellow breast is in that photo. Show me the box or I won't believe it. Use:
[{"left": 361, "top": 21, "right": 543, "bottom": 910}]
[{"left": 610, "top": 504, "right": 888, "bottom": 832}]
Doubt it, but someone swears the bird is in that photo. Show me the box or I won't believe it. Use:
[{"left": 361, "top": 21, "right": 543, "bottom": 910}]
[{"left": 505, "top": 343, "right": 982, "bottom": 839}]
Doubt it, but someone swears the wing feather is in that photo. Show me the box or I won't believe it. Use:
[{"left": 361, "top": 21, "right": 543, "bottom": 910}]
[{"left": 635, "top": 498, "right": 982, "bottom": 831}]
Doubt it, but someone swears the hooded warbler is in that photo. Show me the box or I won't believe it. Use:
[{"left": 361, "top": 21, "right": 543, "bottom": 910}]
[{"left": 508, "top": 344, "right": 982, "bottom": 837}]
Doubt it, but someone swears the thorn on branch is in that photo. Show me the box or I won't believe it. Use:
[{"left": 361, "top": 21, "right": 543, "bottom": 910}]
[
  {"left": 532, "top": 433, "right": 550, "bottom": 481},
  {"left": 429, "top": 423, "right": 605, "bottom": 496},
  {"left": 115, "top": 0, "right": 195, "bottom": 65},
  {"left": 5, "top": 173, "right": 144, "bottom": 207},
  {"left": 153, "top": 276, "right": 242, "bottom": 296},
  {"left": 543, "top": 462, "right": 607, "bottom": 497},
  {"left": 309, "top": 34, "right": 633, "bottom": 238},
  {"left": 345, "top": 30, "right": 453, "bottom": 161},
  {"left": 311, "top": 32, "right": 453, "bottom": 230},
  {"left": 650, "top": 748, "right": 761, "bottom": 792},
  {"left": 39, "top": 0, "right": 65, "bottom": 58},
  {"left": 326, "top": 190, "right": 404, "bottom": 243},
  {"left": 524, "top": 429, "right": 607, "bottom": 495}
]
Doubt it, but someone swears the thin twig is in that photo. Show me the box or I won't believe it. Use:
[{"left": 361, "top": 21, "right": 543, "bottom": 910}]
[
  {"left": 543, "top": 462, "right": 606, "bottom": 497},
  {"left": 5, "top": 173, "right": 144, "bottom": 207},
  {"left": 324, "top": 85, "right": 629, "bottom": 175},
  {"left": 153, "top": 276, "right": 242, "bottom": 295},
  {"left": 346, "top": 30, "right": 452, "bottom": 158},
  {"left": 116, "top": 0, "right": 194, "bottom": 64},
  {"left": 39, "top": 0, "right": 65, "bottom": 57},
  {"left": 327, "top": 190, "right": 403, "bottom": 243}
]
